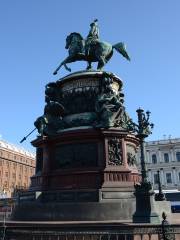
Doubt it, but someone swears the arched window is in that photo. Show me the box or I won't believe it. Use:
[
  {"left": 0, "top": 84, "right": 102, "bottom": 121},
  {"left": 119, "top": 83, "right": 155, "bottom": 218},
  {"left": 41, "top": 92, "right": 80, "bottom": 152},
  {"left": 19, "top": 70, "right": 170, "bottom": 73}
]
[{"left": 152, "top": 154, "right": 157, "bottom": 164}]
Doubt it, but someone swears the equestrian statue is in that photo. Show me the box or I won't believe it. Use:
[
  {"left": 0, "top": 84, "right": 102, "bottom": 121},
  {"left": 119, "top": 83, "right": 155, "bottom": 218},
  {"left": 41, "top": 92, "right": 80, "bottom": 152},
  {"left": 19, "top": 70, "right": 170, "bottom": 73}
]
[{"left": 53, "top": 19, "right": 130, "bottom": 74}]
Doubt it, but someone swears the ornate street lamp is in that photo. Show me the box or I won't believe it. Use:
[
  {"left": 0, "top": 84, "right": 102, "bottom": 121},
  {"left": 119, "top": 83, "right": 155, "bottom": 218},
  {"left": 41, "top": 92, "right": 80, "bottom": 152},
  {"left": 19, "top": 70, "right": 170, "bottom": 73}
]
[
  {"left": 132, "top": 108, "right": 154, "bottom": 186},
  {"left": 132, "top": 108, "right": 160, "bottom": 223}
]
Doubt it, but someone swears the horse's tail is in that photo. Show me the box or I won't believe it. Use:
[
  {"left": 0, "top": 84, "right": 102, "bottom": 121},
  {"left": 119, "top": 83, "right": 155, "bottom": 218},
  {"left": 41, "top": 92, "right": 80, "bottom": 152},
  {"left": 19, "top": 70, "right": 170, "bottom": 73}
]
[{"left": 113, "top": 42, "right": 130, "bottom": 61}]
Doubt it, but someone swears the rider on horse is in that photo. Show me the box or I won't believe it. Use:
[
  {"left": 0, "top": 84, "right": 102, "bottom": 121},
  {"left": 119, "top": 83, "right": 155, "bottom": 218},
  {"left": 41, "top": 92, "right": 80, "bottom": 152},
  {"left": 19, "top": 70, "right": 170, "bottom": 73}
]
[
  {"left": 85, "top": 19, "right": 100, "bottom": 56},
  {"left": 53, "top": 19, "right": 130, "bottom": 74}
]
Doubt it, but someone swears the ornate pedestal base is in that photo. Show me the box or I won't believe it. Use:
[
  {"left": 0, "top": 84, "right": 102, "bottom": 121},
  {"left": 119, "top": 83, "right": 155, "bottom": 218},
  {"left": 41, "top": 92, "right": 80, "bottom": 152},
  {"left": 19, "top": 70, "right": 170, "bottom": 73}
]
[
  {"left": 12, "top": 127, "right": 140, "bottom": 221},
  {"left": 13, "top": 189, "right": 136, "bottom": 221}
]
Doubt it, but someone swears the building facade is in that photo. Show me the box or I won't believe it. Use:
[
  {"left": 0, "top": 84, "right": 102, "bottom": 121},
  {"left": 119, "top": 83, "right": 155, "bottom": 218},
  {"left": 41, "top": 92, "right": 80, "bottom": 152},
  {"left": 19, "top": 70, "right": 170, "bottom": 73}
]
[
  {"left": 140, "top": 138, "right": 180, "bottom": 190},
  {"left": 0, "top": 140, "right": 35, "bottom": 198}
]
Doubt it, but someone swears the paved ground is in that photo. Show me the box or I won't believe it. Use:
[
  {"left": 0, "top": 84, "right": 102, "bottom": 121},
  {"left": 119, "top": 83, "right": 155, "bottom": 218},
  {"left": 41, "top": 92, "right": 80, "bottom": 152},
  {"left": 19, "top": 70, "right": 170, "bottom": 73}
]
[{"left": 170, "top": 213, "right": 180, "bottom": 224}]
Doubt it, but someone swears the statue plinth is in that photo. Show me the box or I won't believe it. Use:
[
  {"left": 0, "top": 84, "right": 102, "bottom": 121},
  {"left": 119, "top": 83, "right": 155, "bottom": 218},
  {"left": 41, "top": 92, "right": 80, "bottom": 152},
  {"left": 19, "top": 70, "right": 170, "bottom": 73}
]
[
  {"left": 12, "top": 71, "right": 141, "bottom": 222},
  {"left": 30, "top": 128, "right": 139, "bottom": 192}
]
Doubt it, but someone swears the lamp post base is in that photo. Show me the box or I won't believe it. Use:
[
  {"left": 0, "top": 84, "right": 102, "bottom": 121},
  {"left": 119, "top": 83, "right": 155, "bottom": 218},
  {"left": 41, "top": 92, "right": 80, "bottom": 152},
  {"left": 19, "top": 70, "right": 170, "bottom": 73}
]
[{"left": 133, "top": 182, "right": 160, "bottom": 223}]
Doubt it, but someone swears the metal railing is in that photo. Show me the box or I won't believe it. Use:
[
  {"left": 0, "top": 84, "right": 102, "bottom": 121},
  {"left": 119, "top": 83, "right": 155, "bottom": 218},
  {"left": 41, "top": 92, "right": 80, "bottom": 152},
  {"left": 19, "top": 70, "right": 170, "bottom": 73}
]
[{"left": 0, "top": 222, "right": 179, "bottom": 240}]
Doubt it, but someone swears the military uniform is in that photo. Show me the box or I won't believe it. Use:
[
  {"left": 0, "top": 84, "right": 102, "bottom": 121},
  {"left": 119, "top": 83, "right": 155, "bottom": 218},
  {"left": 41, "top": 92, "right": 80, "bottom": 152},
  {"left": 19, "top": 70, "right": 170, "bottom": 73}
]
[{"left": 86, "top": 19, "right": 100, "bottom": 56}]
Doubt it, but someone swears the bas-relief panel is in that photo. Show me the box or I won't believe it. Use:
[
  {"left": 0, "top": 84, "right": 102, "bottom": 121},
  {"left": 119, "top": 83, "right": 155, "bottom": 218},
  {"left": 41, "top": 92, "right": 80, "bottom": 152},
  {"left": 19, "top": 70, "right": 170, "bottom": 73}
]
[
  {"left": 108, "top": 138, "right": 122, "bottom": 166},
  {"left": 61, "top": 78, "right": 120, "bottom": 93},
  {"left": 126, "top": 144, "right": 137, "bottom": 166},
  {"left": 54, "top": 142, "right": 98, "bottom": 169},
  {"left": 61, "top": 78, "right": 99, "bottom": 92}
]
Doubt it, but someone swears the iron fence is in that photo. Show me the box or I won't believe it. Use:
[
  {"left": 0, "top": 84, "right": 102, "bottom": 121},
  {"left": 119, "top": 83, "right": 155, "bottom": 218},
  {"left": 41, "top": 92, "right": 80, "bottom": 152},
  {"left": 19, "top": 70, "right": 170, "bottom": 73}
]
[{"left": 0, "top": 223, "right": 179, "bottom": 240}]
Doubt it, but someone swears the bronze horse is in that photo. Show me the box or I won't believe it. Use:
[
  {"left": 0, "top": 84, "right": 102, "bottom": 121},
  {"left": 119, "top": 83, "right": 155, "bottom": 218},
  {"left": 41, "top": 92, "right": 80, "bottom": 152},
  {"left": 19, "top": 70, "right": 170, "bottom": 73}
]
[{"left": 53, "top": 32, "right": 130, "bottom": 75}]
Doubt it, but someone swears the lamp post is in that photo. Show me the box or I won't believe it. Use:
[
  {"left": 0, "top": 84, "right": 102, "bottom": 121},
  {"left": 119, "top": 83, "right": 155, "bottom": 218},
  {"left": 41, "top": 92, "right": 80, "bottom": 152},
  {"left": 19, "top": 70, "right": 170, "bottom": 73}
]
[
  {"left": 132, "top": 108, "right": 160, "bottom": 223},
  {"left": 134, "top": 108, "right": 154, "bottom": 186},
  {"left": 155, "top": 170, "right": 166, "bottom": 201}
]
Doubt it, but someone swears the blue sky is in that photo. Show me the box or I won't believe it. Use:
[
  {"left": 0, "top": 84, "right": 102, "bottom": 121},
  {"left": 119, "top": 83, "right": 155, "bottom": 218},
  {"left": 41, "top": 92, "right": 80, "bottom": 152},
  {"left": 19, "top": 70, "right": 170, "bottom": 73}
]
[{"left": 0, "top": 0, "right": 180, "bottom": 152}]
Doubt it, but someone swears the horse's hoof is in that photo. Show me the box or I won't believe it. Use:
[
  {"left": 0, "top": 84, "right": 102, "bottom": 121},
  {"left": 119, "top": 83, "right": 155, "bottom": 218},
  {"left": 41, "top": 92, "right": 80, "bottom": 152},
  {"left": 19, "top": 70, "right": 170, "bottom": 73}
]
[{"left": 53, "top": 71, "right": 57, "bottom": 75}]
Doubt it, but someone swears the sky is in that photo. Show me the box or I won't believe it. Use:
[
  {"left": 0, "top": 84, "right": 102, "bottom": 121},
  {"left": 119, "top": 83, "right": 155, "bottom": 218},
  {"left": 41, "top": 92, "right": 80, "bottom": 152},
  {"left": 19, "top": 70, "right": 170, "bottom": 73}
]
[{"left": 0, "top": 0, "right": 180, "bottom": 152}]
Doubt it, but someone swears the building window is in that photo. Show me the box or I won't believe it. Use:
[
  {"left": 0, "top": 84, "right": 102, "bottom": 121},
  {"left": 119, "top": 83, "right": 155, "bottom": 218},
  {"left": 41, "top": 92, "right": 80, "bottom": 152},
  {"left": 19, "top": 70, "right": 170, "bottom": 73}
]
[
  {"left": 176, "top": 152, "right": 180, "bottom": 162},
  {"left": 154, "top": 174, "right": 159, "bottom": 184},
  {"left": 164, "top": 153, "right": 169, "bottom": 163},
  {"left": 5, "top": 172, "right": 8, "bottom": 177},
  {"left": 152, "top": 154, "right": 157, "bottom": 164},
  {"left": 179, "top": 172, "right": 180, "bottom": 182},
  {"left": 4, "top": 181, "right": 8, "bottom": 187},
  {"left": 166, "top": 173, "right": 172, "bottom": 184}
]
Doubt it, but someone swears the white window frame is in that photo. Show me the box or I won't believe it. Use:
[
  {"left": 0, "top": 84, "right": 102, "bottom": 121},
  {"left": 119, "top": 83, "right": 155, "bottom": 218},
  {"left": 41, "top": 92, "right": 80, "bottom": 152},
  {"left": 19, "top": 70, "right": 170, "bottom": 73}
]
[
  {"left": 151, "top": 153, "right": 157, "bottom": 164},
  {"left": 176, "top": 151, "right": 180, "bottom": 162},
  {"left": 166, "top": 172, "right": 172, "bottom": 184},
  {"left": 163, "top": 152, "right": 169, "bottom": 163},
  {"left": 153, "top": 173, "right": 159, "bottom": 184}
]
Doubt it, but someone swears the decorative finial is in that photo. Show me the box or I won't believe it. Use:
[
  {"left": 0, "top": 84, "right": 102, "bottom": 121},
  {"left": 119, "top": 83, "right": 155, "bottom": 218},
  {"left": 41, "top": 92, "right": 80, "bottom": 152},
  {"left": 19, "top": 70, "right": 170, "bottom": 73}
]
[{"left": 162, "top": 211, "right": 167, "bottom": 221}]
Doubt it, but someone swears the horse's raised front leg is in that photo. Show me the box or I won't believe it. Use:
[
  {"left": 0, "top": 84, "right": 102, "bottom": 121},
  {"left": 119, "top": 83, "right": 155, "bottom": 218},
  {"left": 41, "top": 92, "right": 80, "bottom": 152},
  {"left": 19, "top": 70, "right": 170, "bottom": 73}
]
[
  {"left": 53, "top": 62, "right": 63, "bottom": 75},
  {"left": 53, "top": 57, "right": 71, "bottom": 75}
]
